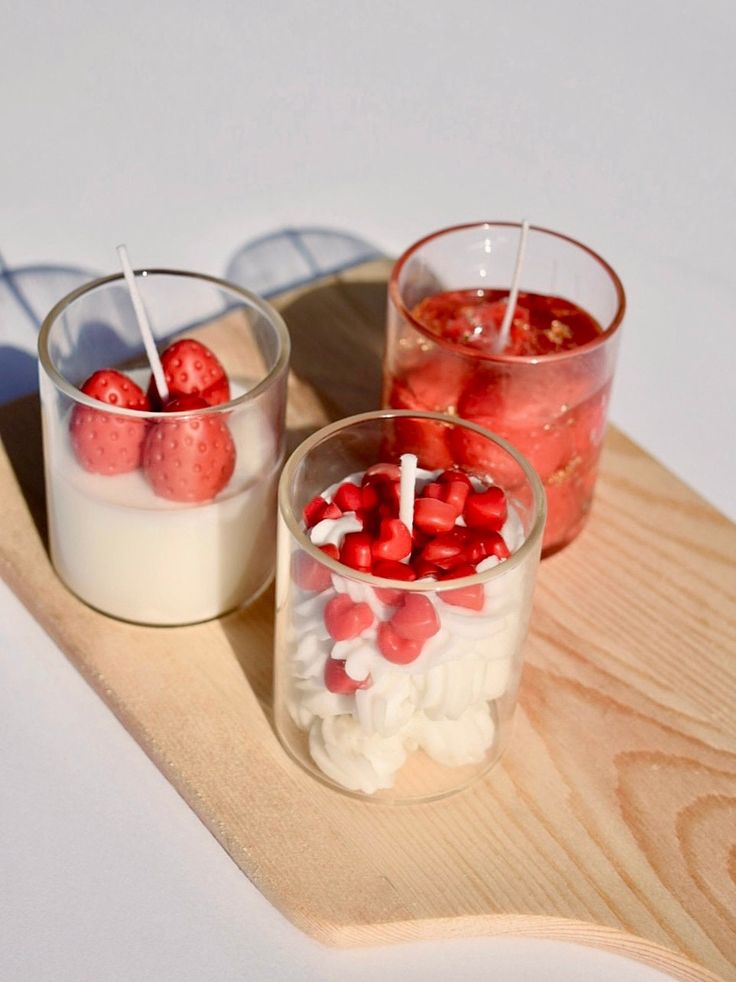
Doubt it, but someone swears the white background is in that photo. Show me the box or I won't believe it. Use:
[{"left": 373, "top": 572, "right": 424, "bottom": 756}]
[{"left": 1, "top": 1, "right": 734, "bottom": 980}]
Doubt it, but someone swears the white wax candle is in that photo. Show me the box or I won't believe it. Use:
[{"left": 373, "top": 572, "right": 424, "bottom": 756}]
[
  {"left": 116, "top": 244, "right": 170, "bottom": 402},
  {"left": 399, "top": 452, "right": 417, "bottom": 539}
]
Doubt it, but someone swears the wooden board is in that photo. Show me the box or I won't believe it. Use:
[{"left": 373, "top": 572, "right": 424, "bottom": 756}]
[{"left": 1, "top": 260, "right": 734, "bottom": 982}]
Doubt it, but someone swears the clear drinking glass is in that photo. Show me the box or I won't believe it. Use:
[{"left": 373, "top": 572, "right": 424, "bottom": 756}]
[
  {"left": 383, "top": 222, "right": 625, "bottom": 555},
  {"left": 273, "top": 410, "right": 545, "bottom": 803},
  {"left": 38, "top": 269, "right": 290, "bottom": 625}
]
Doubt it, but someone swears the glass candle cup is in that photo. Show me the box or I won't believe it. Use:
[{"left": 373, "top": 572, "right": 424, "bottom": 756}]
[
  {"left": 384, "top": 222, "right": 625, "bottom": 555},
  {"left": 38, "top": 269, "right": 290, "bottom": 626},
  {"left": 273, "top": 410, "right": 545, "bottom": 803}
]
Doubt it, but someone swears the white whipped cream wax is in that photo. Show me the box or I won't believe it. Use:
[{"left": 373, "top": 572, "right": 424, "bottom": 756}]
[{"left": 284, "top": 468, "right": 534, "bottom": 794}]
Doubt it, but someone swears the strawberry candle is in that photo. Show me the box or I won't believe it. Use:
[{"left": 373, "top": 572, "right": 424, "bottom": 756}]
[
  {"left": 38, "top": 269, "right": 290, "bottom": 625},
  {"left": 384, "top": 223, "right": 625, "bottom": 555},
  {"left": 274, "top": 411, "right": 545, "bottom": 802}
]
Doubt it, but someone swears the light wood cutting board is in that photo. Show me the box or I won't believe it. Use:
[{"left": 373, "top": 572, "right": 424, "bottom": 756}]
[{"left": 1, "top": 260, "right": 734, "bottom": 982}]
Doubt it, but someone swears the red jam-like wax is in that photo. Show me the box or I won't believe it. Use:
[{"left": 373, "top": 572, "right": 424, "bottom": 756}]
[{"left": 411, "top": 288, "right": 602, "bottom": 357}]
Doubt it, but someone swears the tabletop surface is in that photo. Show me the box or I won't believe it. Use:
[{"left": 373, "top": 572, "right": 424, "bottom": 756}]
[{"left": 1, "top": 2, "right": 734, "bottom": 980}]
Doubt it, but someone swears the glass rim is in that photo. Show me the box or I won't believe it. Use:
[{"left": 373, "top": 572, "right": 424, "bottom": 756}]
[
  {"left": 37, "top": 267, "right": 291, "bottom": 418},
  {"left": 279, "top": 409, "right": 546, "bottom": 593},
  {"left": 388, "top": 221, "right": 626, "bottom": 365}
]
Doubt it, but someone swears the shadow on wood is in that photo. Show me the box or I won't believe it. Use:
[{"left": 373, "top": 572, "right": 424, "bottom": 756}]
[{"left": 0, "top": 392, "right": 47, "bottom": 547}]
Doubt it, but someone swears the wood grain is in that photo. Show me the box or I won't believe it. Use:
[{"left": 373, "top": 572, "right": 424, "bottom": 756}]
[{"left": 1, "top": 260, "right": 734, "bottom": 981}]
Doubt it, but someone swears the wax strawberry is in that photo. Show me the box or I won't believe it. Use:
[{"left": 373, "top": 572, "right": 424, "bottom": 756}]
[
  {"left": 69, "top": 369, "right": 150, "bottom": 475},
  {"left": 142, "top": 395, "right": 236, "bottom": 502},
  {"left": 148, "top": 338, "right": 230, "bottom": 408}
]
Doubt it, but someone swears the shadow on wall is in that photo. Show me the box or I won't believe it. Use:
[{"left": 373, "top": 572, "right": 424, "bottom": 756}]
[
  {"left": 225, "top": 227, "right": 383, "bottom": 299},
  {"left": 0, "top": 260, "right": 100, "bottom": 404}
]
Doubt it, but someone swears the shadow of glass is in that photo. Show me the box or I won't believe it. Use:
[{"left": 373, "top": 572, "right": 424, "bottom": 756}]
[
  {"left": 219, "top": 586, "right": 276, "bottom": 726},
  {"left": 225, "top": 226, "right": 383, "bottom": 299},
  {"left": 280, "top": 275, "right": 388, "bottom": 421},
  {"left": 217, "top": 266, "right": 390, "bottom": 730},
  {"left": 0, "top": 389, "right": 47, "bottom": 545},
  {"left": 0, "top": 262, "right": 100, "bottom": 402},
  {"left": 0, "top": 262, "right": 100, "bottom": 547}
]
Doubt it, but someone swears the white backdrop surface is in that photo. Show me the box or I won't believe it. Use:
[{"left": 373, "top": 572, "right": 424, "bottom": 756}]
[{"left": 1, "top": 1, "right": 734, "bottom": 980}]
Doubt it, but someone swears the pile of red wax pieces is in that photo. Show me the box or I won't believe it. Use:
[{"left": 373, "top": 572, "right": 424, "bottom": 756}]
[
  {"left": 295, "top": 462, "right": 511, "bottom": 614},
  {"left": 292, "top": 464, "right": 512, "bottom": 687},
  {"left": 69, "top": 339, "right": 236, "bottom": 502}
]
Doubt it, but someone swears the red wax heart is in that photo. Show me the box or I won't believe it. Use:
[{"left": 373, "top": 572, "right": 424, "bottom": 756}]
[
  {"left": 324, "top": 657, "right": 370, "bottom": 694},
  {"left": 411, "top": 558, "right": 441, "bottom": 580},
  {"left": 291, "top": 544, "right": 338, "bottom": 593},
  {"left": 377, "top": 622, "right": 423, "bottom": 665},
  {"left": 362, "top": 462, "right": 401, "bottom": 485},
  {"left": 440, "top": 479, "right": 469, "bottom": 515},
  {"left": 438, "top": 468, "right": 472, "bottom": 489},
  {"left": 333, "top": 482, "right": 362, "bottom": 513},
  {"left": 303, "top": 496, "right": 343, "bottom": 528},
  {"left": 466, "top": 530, "right": 510, "bottom": 564},
  {"left": 390, "top": 593, "right": 440, "bottom": 642},
  {"left": 419, "top": 529, "right": 468, "bottom": 565},
  {"left": 372, "top": 518, "right": 412, "bottom": 563},
  {"left": 421, "top": 482, "right": 443, "bottom": 499},
  {"left": 324, "top": 594, "right": 374, "bottom": 640},
  {"left": 372, "top": 559, "right": 416, "bottom": 606},
  {"left": 339, "top": 532, "right": 374, "bottom": 571},
  {"left": 463, "top": 487, "right": 507, "bottom": 532},
  {"left": 438, "top": 564, "right": 485, "bottom": 611},
  {"left": 413, "top": 497, "right": 457, "bottom": 534}
]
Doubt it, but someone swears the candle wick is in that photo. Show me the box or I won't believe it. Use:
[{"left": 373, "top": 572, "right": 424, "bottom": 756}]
[
  {"left": 399, "top": 452, "right": 417, "bottom": 547},
  {"left": 494, "top": 219, "right": 530, "bottom": 355},
  {"left": 116, "top": 244, "right": 169, "bottom": 403}
]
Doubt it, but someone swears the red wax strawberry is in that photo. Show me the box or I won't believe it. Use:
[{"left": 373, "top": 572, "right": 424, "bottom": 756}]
[
  {"left": 324, "top": 594, "right": 374, "bottom": 640},
  {"left": 393, "top": 353, "right": 469, "bottom": 413},
  {"left": 372, "top": 559, "right": 416, "bottom": 606},
  {"left": 142, "top": 395, "right": 236, "bottom": 502},
  {"left": 69, "top": 369, "right": 150, "bottom": 475},
  {"left": 148, "top": 338, "right": 230, "bottom": 408},
  {"left": 449, "top": 420, "right": 520, "bottom": 490},
  {"left": 388, "top": 383, "right": 453, "bottom": 470},
  {"left": 463, "top": 486, "right": 507, "bottom": 531},
  {"left": 324, "top": 658, "right": 370, "bottom": 694},
  {"left": 438, "top": 564, "right": 484, "bottom": 611},
  {"left": 376, "top": 621, "right": 423, "bottom": 665},
  {"left": 372, "top": 518, "right": 412, "bottom": 563},
  {"left": 390, "top": 594, "right": 440, "bottom": 642}
]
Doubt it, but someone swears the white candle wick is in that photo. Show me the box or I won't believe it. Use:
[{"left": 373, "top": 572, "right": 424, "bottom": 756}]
[
  {"left": 116, "top": 244, "right": 169, "bottom": 403},
  {"left": 399, "top": 452, "right": 417, "bottom": 542},
  {"left": 494, "top": 219, "right": 530, "bottom": 355}
]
